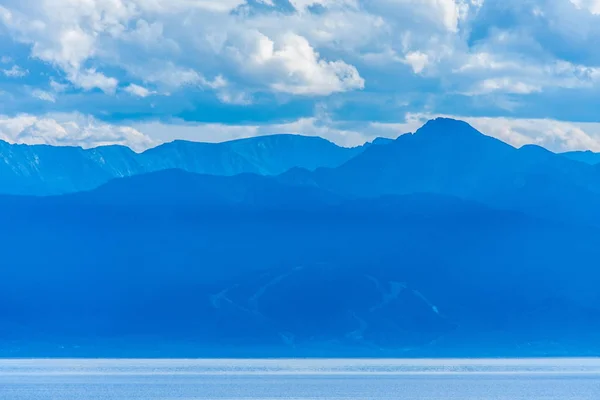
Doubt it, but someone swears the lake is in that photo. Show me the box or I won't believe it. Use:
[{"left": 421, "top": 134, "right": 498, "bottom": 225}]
[{"left": 1, "top": 358, "right": 600, "bottom": 399}]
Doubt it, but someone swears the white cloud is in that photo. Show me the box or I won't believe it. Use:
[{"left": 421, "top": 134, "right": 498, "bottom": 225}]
[
  {"left": 454, "top": 55, "right": 600, "bottom": 95},
  {"left": 50, "top": 79, "right": 69, "bottom": 92},
  {"left": 31, "top": 89, "right": 56, "bottom": 103},
  {"left": 4, "top": 0, "right": 586, "bottom": 103},
  {"left": 3, "top": 110, "right": 600, "bottom": 154},
  {"left": 471, "top": 78, "right": 542, "bottom": 95},
  {"left": 69, "top": 69, "right": 118, "bottom": 94},
  {"left": 2, "top": 65, "right": 28, "bottom": 77},
  {"left": 124, "top": 83, "right": 155, "bottom": 97},
  {"left": 134, "top": 117, "right": 383, "bottom": 147},
  {"left": 403, "top": 51, "right": 430, "bottom": 74},
  {"left": 0, "top": 113, "right": 154, "bottom": 151},
  {"left": 570, "top": 0, "right": 600, "bottom": 14},
  {"left": 288, "top": 0, "right": 358, "bottom": 11},
  {"left": 132, "top": 113, "right": 600, "bottom": 153},
  {"left": 229, "top": 31, "right": 364, "bottom": 95},
  {"left": 405, "top": 112, "right": 600, "bottom": 152},
  {"left": 2, "top": 0, "right": 600, "bottom": 135},
  {"left": 0, "top": 0, "right": 367, "bottom": 98},
  {"left": 468, "top": 117, "right": 600, "bottom": 153}
]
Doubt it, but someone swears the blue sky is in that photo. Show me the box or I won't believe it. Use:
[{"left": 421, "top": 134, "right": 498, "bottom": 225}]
[{"left": 2, "top": 0, "right": 600, "bottom": 151}]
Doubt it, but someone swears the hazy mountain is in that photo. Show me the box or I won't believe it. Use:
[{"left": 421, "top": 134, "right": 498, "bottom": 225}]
[
  {"left": 0, "top": 134, "right": 365, "bottom": 195},
  {"left": 281, "top": 118, "right": 600, "bottom": 226},
  {"left": 561, "top": 150, "right": 600, "bottom": 165},
  {"left": 2, "top": 170, "right": 600, "bottom": 357},
  {"left": 5, "top": 118, "right": 600, "bottom": 356}
]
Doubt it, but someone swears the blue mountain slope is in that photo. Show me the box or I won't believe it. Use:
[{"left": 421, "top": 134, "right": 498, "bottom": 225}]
[
  {"left": 63, "top": 169, "right": 344, "bottom": 207},
  {"left": 561, "top": 150, "right": 600, "bottom": 165},
  {"left": 281, "top": 118, "right": 600, "bottom": 225},
  {"left": 1, "top": 170, "right": 600, "bottom": 357},
  {"left": 0, "top": 134, "right": 365, "bottom": 195}
]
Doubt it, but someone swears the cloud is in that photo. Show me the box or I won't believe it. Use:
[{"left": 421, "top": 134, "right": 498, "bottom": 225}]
[
  {"left": 124, "top": 84, "right": 155, "bottom": 98},
  {"left": 3, "top": 109, "right": 600, "bottom": 154},
  {"left": 50, "top": 79, "right": 69, "bottom": 93},
  {"left": 68, "top": 69, "right": 118, "bottom": 94},
  {"left": 405, "top": 112, "right": 600, "bottom": 152},
  {"left": 469, "top": 78, "right": 543, "bottom": 95},
  {"left": 2, "top": 65, "right": 28, "bottom": 77},
  {"left": 228, "top": 31, "right": 364, "bottom": 95},
  {"left": 403, "top": 51, "right": 430, "bottom": 74},
  {"left": 0, "top": 113, "right": 154, "bottom": 151},
  {"left": 135, "top": 113, "right": 600, "bottom": 153},
  {"left": 0, "top": 0, "right": 366, "bottom": 99},
  {"left": 132, "top": 110, "right": 415, "bottom": 147},
  {"left": 463, "top": 117, "right": 600, "bottom": 153},
  {"left": 2, "top": 0, "right": 600, "bottom": 145},
  {"left": 570, "top": 0, "right": 600, "bottom": 14},
  {"left": 1, "top": 0, "right": 593, "bottom": 103},
  {"left": 31, "top": 89, "right": 56, "bottom": 103}
]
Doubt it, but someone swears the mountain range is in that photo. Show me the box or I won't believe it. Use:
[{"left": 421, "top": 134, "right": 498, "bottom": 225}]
[
  {"left": 2, "top": 118, "right": 600, "bottom": 357},
  {"left": 0, "top": 134, "right": 369, "bottom": 195}
]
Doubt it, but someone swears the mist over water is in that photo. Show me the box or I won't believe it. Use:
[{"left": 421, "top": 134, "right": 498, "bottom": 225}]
[{"left": 2, "top": 359, "right": 600, "bottom": 399}]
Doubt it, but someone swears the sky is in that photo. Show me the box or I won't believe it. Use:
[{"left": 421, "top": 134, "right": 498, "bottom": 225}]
[{"left": 2, "top": 0, "right": 600, "bottom": 151}]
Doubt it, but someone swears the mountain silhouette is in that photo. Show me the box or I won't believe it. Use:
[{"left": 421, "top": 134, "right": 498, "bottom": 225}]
[
  {"left": 562, "top": 150, "right": 600, "bottom": 165},
  {"left": 3, "top": 118, "right": 600, "bottom": 356},
  {"left": 280, "top": 118, "right": 600, "bottom": 225},
  {"left": 0, "top": 134, "right": 365, "bottom": 195}
]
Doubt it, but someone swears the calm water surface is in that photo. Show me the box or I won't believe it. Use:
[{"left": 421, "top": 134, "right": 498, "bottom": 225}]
[{"left": 1, "top": 359, "right": 600, "bottom": 399}]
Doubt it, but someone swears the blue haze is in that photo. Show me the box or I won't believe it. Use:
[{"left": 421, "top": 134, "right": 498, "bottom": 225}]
[{"left": 2, "top": 119, "right": 600, "bottom": 356}]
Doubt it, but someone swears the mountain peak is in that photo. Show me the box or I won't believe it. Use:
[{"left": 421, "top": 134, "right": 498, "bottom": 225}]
[
  {"left": 412, "top": 118, "right": 517, "bottom": 152},
  {"left": 416, "top": 118, "right": 481, "bottom": 136},
  {"left": 370, "top": 137, "right": 395, "bottom": 145}
]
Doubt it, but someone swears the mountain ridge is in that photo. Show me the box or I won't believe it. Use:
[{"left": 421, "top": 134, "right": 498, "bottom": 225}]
[
  {"left": 0, "top": 134, "right": 368, "bottom": 195},
  {"left": 277, "top": 118, "right": 600, "bottom": 226},
  {"left": 4, "top": 118, "right": 600, "bottom": 356}
]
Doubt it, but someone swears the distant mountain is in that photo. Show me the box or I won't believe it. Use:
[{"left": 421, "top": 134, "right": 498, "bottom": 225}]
[
  {"left": 5, "top": 118, "right": 600, "bottom": 357},
  {"left": 363, "top": 137, "right": 396, "bottom": 147},
  {"left": 62, "top": 169, "right": 343, "bottom": 208},
  {"left": 0, "top": 134, "right": 366, "bottom": 195},
  {"left": 281, "top": 118, "right": 600, "bottom": 226},
  {"left": 2, "top": 170, "right": 600, "bottom": 357},
  {"left": 561, "top": 150, "right": 600, "bottom": 165}
]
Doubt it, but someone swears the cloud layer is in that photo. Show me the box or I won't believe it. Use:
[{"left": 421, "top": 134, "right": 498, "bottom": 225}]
[
  {"left": 2, "top": 1, "right": 600, "bottom": 150},
  {"left": 0, "top": 113, "right": 154, "bottom": 151}
]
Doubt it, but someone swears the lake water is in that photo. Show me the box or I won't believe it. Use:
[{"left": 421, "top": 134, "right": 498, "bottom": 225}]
[{"left": 1, "top": 358, "right": 600, "bottom": 399}]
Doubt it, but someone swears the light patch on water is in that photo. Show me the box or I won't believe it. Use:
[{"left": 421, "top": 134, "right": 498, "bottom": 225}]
[{"left": 2, "top": 359, "right": 600, "bottom": 400}]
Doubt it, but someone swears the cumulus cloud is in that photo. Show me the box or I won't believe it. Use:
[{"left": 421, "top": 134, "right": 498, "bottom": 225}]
[
  {"left": 2, "top": 0, "right": 595, "bottom": 102},
  {"left": 228, "top": 31, "right": 364, "bottom": 95},
  {"left": 69, "top": 69, "right": 119, "bottom": 94},
  {"left": 2, "top": 0, "right": 600, "bottom": 151},
  {"left": 0, "top": 113, "right": 154, "bottom": 151},
  {"left": 0, "top": 0, "right": 365, "bottom": 98}
]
